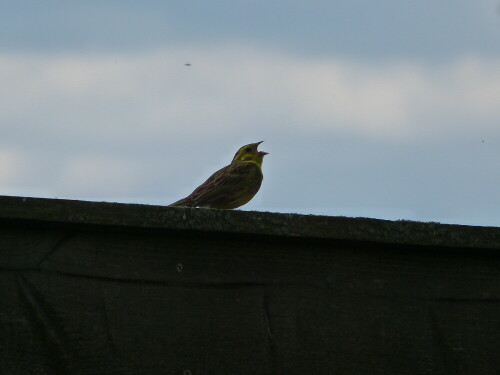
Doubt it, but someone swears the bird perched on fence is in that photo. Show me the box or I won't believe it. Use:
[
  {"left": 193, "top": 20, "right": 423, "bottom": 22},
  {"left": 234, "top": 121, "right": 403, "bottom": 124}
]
[{"left": 169, "top": 141, "right": 268, "bottom": 209}]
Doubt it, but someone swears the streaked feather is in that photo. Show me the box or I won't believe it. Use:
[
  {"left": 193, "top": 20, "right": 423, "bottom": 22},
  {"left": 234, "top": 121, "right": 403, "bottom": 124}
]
[{"left": 169, "top": 142, "right": 267, "bottom": 209}]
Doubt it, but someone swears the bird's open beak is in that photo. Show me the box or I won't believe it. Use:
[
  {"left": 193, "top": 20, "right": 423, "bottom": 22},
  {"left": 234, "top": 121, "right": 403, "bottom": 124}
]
[{"left": 254, "top": 141, "right": 268, "bottom": 156}]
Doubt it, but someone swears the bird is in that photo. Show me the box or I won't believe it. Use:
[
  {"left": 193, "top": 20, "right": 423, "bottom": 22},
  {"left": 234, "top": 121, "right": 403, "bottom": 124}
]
[{"left": 169, "top": 141, "right": 268, "bottom": 209}]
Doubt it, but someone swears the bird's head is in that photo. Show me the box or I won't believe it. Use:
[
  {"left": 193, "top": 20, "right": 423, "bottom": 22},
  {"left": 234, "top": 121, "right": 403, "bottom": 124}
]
[{"left": 232, "top": 141, "right": 268, "bottom": 167}]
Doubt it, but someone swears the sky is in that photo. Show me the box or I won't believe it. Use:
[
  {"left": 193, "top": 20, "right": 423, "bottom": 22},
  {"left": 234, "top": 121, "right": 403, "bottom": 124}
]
[{"left": 0, "top": 0, "right": 499, "bottom": 226}]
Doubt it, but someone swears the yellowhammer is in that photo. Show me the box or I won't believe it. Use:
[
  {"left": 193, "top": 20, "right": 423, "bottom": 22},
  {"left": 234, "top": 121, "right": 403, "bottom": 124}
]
[{"left": 169, "top": 141, "right": 268, "bottom": 209}]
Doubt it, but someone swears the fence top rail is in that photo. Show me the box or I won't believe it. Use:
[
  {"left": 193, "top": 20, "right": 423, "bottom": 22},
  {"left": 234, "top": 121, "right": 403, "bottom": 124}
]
[{"left": 0, "top": 195, "right": 498, "bottom": 250}]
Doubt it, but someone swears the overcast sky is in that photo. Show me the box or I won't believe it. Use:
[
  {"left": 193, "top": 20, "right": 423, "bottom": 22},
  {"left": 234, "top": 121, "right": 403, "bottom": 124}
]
[{"left": 1, "top": 0, "right": 499, "bottom": 226}]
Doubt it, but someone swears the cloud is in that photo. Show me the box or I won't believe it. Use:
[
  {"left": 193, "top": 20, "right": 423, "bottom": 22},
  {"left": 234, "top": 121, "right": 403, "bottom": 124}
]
[
  {"left": 58, "top": 154, "right": 149, "bottom": 196},
  {"left": 1, "top": 46, "right": 498, "bottom": 143},
  {"left": 0, "top": 45, "right": 498, "bottom": 225},
  {"left": 0, "top": 148, "right": 27, "bottom": 184}
]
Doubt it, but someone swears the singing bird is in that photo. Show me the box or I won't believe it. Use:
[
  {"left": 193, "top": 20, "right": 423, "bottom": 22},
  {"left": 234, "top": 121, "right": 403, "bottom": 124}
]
[{"left": 169, "top": 141, "right": 268, "bottom": 209}]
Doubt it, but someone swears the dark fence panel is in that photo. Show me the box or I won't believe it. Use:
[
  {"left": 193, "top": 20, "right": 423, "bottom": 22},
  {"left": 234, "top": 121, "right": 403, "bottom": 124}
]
[{"left": 1, "top": 196, "right": 499, "bottom": 374}]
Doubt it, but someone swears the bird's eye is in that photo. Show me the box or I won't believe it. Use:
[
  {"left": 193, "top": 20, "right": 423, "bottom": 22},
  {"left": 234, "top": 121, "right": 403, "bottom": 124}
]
[{"left": 245, "top": 147, "right": 252, "bottom": 152}]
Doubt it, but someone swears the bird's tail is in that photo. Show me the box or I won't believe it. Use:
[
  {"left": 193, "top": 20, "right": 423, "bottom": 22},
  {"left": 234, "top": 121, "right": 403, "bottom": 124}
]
[{"left": 168, "top": 196, "right": 194, "bottom": 207}]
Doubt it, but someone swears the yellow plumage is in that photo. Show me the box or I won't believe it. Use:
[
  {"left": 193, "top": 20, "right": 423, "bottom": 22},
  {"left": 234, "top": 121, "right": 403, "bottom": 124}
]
[{"left": 169, "top": 141, "right": 268, "bottom": 209}]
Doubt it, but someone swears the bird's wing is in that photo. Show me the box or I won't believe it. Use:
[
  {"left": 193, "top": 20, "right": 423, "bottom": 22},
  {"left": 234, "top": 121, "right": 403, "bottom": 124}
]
[{"left": 190, "top": 162, "right": 261, "bottom": 207}]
